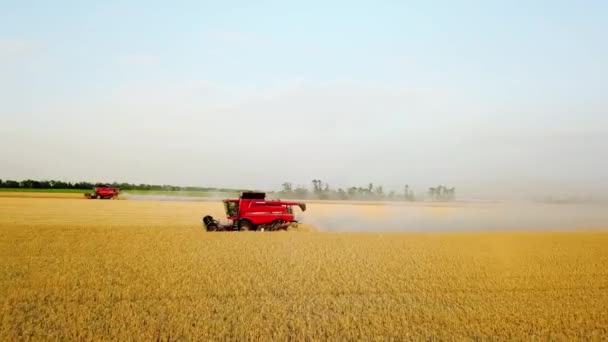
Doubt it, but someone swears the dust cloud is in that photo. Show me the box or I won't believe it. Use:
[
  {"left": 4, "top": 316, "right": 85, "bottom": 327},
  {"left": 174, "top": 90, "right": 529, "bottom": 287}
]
[
  {"left": 300, "top": 201, "right": 608, "bottom": 232},
  {"left": 121, "top": 192, "right": 228, "bottom": 202},
  {"left": 119, "top": 194, "right": 608, "bottom": 232}
]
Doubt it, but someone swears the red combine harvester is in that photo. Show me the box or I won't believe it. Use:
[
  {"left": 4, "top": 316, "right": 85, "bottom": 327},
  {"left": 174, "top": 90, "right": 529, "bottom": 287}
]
[
  {"left": 202, "top": 191, "right": 306, "bottom": 231},
  {"left": 84, "top": 186, "right": 120, "bottom": 199}
]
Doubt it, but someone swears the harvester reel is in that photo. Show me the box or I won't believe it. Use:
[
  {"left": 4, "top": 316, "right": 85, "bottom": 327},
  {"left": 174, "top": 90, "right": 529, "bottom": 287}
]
[
  {"left": 202, "top": 216, "right": 219, "bottom": 231},
  {"left": 267, "top": 220, "right": 288, "bottom": 231}
]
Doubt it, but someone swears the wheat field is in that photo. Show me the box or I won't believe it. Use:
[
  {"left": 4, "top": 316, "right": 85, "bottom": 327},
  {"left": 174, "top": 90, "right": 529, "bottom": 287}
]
[{"left": 1, "top": 195, "right": 608, "bottom": 340}]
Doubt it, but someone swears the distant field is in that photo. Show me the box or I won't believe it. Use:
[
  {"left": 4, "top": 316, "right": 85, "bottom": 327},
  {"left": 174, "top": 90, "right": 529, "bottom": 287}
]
[
  {"left": 0, "top": 188, "right": 89, "bottom": 193},
  {"left": 1, "top": 196, "right": 607, "bottom": 340},
  {"left": 0, "top": 191, "right": 84, "bottom": 199},
  {"left": 0, "top": 188, "right": 238, "bottom": 197},
  {"left": 122, "top": 189, "right": 238, "bottom": 197}
]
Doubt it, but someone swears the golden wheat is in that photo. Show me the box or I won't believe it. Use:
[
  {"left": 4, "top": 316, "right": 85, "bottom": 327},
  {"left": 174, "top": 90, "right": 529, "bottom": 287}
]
[{"left": 1, "top": 197, "right": 607, "bottom": 340}]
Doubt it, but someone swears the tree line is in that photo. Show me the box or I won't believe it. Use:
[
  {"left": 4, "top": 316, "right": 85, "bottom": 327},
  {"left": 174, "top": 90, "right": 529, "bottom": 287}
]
[
  {"left": 276, "top": 180, "right": 456, "bottom": 202},
  {"left": 0, "top": 179, "right": 244, "bottom": 193},
  {"left": 0, "top": 178, "right": 457, "bottom": 201}
]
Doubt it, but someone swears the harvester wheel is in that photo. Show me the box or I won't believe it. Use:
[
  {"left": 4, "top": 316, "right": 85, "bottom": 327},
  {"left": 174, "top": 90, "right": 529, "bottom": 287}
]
[{"left": 239, "top": 220, "right": 253, "bottom": 231}]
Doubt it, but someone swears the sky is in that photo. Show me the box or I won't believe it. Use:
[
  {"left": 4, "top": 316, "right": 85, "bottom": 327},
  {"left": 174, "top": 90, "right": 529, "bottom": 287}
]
[{"left": 1, "top": 1, "right": 607, "bottom": 198}]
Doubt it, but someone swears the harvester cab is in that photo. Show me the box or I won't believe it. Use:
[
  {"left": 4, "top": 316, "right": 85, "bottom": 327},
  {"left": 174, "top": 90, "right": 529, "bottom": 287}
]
[{"left": 202, "top": 191, "right": 306, "bottom": 232}]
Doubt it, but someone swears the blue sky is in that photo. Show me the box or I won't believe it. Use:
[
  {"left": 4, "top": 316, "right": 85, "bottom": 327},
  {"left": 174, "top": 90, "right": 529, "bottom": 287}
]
[{"left": 1, "top": 1, "right": 607, "bottom": 197}]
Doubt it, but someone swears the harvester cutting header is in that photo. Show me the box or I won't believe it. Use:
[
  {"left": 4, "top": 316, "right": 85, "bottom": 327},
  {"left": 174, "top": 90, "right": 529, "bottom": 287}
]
[{"left": 202, "top": 191, "right": 306, "bottom": 232}]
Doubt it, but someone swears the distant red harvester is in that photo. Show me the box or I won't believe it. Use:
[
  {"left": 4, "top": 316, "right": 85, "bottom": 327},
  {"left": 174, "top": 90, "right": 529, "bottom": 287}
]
[
  {"left": 202, "top": 191, "right": 306, "bottom": 231},
  {"left": 84, "top": 186, "right": 120, "bottom": 199}
]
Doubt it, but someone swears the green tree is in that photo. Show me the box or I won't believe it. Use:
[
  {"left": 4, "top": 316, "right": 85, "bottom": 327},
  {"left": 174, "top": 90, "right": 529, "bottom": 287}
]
[
  {"left": 429, "top": 187, "right": 437, "bottom": 201},
  {"left": 404, "top": 185, "right": 415, "bottom": 201},
  {"left": 281, "top": 182, "right": 293, "bottom": 193},
  {"left": 347, "top": 187, "right": 357, "bottom": 198},
  {"left": 312, "top": 179, "right": 322, "bottom": 193},
  {"left": 4, "top": 180, "right": 19, "bottom": 188},
  {"left": 447, "top": 187, "right": 456, "bottom": 201},
  {"left": 294, "top": 186, "right": 309, "bottom": 198}
]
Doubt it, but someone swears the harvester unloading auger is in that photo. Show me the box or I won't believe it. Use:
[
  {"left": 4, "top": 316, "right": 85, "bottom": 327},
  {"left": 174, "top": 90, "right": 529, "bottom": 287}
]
[{"left": 202, "top": 192, "right": 306, "bottom": 231}]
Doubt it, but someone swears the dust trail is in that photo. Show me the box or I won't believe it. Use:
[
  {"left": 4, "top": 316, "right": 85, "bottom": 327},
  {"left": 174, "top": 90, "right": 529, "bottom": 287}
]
[
  {"left": 121, "top": 192, "right": 226, "bottom": 202},
  {"left": 120, "top": 194, "right": 608, "bottom": 232},
  {"left": 300, "top": 201, "right": 608, "bottom": 232}
]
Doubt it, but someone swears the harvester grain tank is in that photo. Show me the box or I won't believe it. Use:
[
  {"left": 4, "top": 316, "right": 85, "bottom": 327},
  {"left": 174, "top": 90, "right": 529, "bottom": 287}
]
[{"left": 202, "top": 191, "right": 306, "bottom": 231}]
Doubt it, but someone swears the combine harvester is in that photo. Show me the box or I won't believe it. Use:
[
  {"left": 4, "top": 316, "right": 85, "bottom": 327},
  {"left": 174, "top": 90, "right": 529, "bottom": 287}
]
[
  {"left": 84, "top": 185, "right": 120, "bottom": 199},
  {"left": 202, "top": 191, "right": 306, "bottom": 231}
]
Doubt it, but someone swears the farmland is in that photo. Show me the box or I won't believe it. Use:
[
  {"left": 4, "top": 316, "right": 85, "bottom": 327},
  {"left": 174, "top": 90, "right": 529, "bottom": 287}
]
[
  {"left": 1, "top": 195, "right": 608, "bottom": 340},
  {"left": 0, "top": 188, "right": 237, "bottom": 198},
  {"left": 0, "top": 188, "right": 89, "bottom": 194}
]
